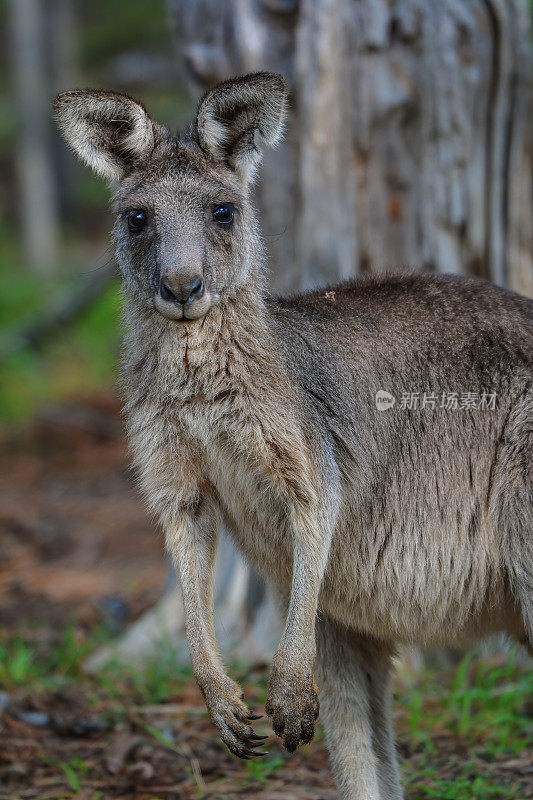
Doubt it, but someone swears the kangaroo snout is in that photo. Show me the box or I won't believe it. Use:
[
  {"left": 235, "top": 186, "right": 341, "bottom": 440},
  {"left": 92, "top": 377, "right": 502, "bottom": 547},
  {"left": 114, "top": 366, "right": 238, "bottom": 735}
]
[
  {"left": 154, "top": 270, "right": 212, "bottom": 322},
  {"left": 160, "top": 275, "right": 204, "bottom": 305}
]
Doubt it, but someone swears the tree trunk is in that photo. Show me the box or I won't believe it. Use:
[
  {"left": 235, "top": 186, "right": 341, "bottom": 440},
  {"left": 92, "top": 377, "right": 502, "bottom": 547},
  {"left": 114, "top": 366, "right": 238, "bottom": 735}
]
[
  {"left": 10, "top": 0, "right": 60, "bottom": 273},
  {"left": 48, "top": 0, "right": 82, "bottom": 218},
  {"left": 170, "top": 0, "right": 532, "bottom": 296},
  {"left": 91, "top": 0, "right": 532, "bottom": 668}
]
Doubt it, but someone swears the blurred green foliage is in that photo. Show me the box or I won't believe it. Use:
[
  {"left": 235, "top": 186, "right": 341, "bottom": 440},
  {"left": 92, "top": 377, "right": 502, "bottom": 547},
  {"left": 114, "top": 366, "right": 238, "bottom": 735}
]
[
  {"left": 0, "top": 236, "right": 123, "bottom": 422},
  {"left": 400, "top": 648, "right": 533, "bottom": 799},
  {"left": 399, "top": 648, "right": 533, "bottom": 759},
  {"left": 0, "top": 0, "right": 192, "bottom": 425},
  {"left": 80, "top": 0, "right": 169, "bottom": 66}
]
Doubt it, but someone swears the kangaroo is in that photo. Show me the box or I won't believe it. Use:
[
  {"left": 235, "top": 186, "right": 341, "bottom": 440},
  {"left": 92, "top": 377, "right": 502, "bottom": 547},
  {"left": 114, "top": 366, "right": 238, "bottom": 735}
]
[{"left": 55, "top": 73, "right": 533, "bottom": 800}]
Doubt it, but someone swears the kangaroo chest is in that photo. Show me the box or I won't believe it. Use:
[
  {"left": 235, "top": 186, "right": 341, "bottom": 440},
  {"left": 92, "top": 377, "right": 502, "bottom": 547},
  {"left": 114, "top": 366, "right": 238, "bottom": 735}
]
[
  {"left": 178, "top": 399, "right": 297, "bottom": 588},
  {"left": 210, "top": 443, "right": 294, "bottom": 589}
]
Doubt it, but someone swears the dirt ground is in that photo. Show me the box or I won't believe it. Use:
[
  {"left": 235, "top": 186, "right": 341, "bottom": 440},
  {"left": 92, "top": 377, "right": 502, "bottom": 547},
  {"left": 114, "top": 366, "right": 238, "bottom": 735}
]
[{"left": 0, "top": 397, "right": 531, "bottom": 799}]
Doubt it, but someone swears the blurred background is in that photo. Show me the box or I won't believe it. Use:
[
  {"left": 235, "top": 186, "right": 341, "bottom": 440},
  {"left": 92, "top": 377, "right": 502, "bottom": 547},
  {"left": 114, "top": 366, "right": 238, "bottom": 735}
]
[{"left": 0, "top": 2, "right": 532, "bottom": 799}]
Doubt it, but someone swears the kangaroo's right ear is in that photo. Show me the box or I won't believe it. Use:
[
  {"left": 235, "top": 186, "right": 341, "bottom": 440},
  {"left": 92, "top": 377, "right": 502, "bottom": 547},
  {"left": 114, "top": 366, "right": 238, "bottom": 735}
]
[
  {"left": 194, "top": 72, "right": 287, "bottom": 183},
  {"left": 54, "top": 90, "right": 155, "bottom": 181}
]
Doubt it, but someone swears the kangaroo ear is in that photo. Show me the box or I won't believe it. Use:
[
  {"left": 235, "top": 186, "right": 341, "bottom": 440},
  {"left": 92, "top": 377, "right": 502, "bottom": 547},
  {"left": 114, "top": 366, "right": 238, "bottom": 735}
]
[
  {"left": 54, "top": 90, "right": 155, "bottom": 181},
  {"left": 195, "top": 72, "right": 287, "bottom": 183}
]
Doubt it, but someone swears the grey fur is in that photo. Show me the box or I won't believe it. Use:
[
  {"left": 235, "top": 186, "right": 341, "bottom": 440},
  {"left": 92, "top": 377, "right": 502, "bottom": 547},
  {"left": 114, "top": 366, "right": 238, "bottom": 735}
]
[{"left": 55, "top": 73, "right": 532, "bottom": 800}]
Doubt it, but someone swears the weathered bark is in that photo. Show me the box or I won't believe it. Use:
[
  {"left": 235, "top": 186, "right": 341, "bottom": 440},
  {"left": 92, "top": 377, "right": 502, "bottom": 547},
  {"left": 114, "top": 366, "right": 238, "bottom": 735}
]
[
  {"left": 48, "top": 0, "right": 82, "bottom": 217},
  {"left": 170, "top": 0, "right": 532, "bottom": 295},
  {"left": 9, "top": 0, "right": 61, "bottom": 273}
]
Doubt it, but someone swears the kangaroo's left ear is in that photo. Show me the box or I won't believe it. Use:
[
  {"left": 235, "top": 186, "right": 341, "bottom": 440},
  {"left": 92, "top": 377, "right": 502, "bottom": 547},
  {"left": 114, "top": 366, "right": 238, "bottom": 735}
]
[
  {"left": 54, "top": 89, "right": 155, "bottom": 182},
  {"left": 194, "top": 72, "right": 288, "bottom": 184}
]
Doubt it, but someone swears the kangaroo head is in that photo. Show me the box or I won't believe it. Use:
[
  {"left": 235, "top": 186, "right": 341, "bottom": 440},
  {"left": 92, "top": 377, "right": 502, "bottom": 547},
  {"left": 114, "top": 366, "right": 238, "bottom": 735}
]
[{"left": 54, "top": 73, "right": 287, "bottom": 321}]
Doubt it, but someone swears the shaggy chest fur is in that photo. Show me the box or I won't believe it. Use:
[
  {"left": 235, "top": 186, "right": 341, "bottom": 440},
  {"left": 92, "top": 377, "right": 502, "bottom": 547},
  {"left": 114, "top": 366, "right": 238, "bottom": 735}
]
[{"left": 124, "top": 298, "right": 316, "bottom": 587}]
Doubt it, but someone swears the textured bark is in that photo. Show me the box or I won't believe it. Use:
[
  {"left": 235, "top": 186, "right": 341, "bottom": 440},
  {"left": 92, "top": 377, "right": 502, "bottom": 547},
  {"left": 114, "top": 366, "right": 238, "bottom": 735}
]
[
  {"left": 169, "top": 0, "right": 532, "bottom": 295},
  {"left": 10, "top": 0, "right": 61, "bottom": 272}
]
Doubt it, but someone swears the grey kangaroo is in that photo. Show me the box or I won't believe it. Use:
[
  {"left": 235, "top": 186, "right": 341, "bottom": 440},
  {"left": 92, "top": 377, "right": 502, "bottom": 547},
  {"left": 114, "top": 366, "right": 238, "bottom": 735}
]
[{"left": 55, "top": 73, "right": 533, "bottom": 800}]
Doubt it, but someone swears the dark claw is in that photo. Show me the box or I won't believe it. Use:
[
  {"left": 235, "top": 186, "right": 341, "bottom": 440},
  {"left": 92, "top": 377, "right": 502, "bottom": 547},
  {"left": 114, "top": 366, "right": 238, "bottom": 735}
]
[
  {"left": 248, "top": 740, "right": 267, "bottom": 749},
  {"left": 301, "top": 716, "right": 315, "bottom": 744},
  {"left": 253, "top": 751, "right": 269, "bottom": 757},
  {"left": 301, "top": 728, "right": 314, "bottom": 744},
  {"left": 249, "top": 733, "right": 268, "bottom": 740},
  {"left": 247, "top": 714, "right": 263, "bottom": 720}
]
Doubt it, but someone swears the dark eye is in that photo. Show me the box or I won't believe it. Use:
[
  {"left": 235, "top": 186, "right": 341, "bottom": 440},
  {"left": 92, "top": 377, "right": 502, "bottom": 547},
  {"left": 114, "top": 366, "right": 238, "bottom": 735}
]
[
  {"left": 126, "top": 209, "right": 147, "bottom": 232},
  {"left": 213, "top": 204, "right": 234, "bottom": 225}
]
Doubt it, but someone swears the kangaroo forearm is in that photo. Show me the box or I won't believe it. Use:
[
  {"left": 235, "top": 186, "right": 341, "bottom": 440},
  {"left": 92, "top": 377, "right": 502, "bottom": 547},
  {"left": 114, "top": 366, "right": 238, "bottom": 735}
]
[
  {"left": 279, "top": 512, "right": 332, "bottom": 661},
  {"left": 279, "top": 567, "right": 320, "bottom": 661},
  {"left": 166, "top": 500, "right": 264, "bottom": 758},
  {"left": 165, "top": 498, "right": 225, "bottom": 685},
  {"left": 265, "top": 510, "right": 330, "bottom": 751},
  {"left": 177, "top": 552, "right": 225, "bottom": 683}
]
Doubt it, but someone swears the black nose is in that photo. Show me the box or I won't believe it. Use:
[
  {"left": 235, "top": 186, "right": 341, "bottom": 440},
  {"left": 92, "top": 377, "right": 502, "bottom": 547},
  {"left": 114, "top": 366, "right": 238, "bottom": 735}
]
[{"left": 160, "top": 277, "right": 204, "bottom": 304}]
